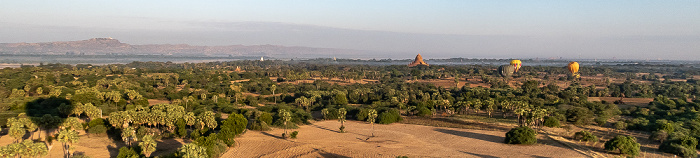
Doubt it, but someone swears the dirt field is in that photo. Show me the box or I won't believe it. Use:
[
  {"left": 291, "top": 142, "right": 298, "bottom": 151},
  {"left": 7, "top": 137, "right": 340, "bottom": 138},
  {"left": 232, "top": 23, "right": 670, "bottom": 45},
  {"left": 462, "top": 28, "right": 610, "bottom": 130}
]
[
  {"left": 588, "top": 97, "right": 653, "bottom": 109},
  {"left": 148, "top": 99, "right": 171, "bottom": 106},
  {"left": 223, "top": 120, "right": 586, "bottom": 158}
]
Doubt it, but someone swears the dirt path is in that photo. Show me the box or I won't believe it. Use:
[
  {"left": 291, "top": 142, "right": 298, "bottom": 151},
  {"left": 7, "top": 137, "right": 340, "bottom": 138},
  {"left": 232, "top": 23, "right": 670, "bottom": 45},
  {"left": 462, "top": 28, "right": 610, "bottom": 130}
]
[{"left": 223, "top": 120, "right": 586, "bottom": 158}]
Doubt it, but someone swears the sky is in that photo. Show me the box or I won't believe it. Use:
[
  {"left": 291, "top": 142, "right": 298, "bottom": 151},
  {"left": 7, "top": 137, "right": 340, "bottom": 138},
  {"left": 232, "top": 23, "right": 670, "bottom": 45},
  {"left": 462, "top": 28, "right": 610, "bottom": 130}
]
[{"left": 1, "top": 0, "right": 699, "bottom": 60}]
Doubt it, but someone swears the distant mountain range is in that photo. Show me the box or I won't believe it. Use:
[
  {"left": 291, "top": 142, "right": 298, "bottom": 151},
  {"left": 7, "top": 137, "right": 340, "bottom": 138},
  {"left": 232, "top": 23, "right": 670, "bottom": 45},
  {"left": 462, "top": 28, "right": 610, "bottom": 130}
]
[{"left": 0, "top": 38, "right": 370, "bottom": 58}]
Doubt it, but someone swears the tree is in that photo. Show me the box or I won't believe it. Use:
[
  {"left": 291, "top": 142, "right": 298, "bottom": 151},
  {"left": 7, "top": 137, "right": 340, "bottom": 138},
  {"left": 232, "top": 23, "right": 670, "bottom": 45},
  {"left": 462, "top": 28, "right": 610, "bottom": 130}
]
[
  {"left": 121, "top": 126, "right": 136, "bottom": 147},
  {"left": 484, "top": 99, "right": 495, "bottom": 118},
  {"left": 8, "top": 120, "right": 25, "bottom": 143},
  {"left": 472, "top": 100, "right": 482, "bottom": 114},
  {"left": 270, "top": 84, "right": 277, "bottom": 103},
  {"left": 57, "top": 129, "right": 79, "bottom": 158},
  {"left": 367, "top": 109, "right": 378, "bottom": 137},
  {"left": 61, "top": 117, "right": 83, "bottom": 131},
  {"left": 604, "top": 135, "right": 640, "bottom": 157},
  {"left": 219, "top": 113, "right": 247, "bottom": 146},
  {"left": 178, "top": 143, "right": 208, "bottom": 158},
  {"left": 21, "top": 140, "right": 48, "bottom": 158},
  {"left": 321, "top": 108, "right": 329, "bottom": 120},
  {"left": 197, "top": 111, "right": 217, "bottom": 130},
  {"left": 338, "top": 108, "right": 347, "bottom": 133},
  {"left": 504, "top": 126, "right": 537, "bottom": 145},
  {"left": 139, "top": 135, "right": 157, "bottom": 157},
  {"left": 295, "top": 97, "right": 311, "bottom": 111},
  {"left": 279, "top": 109, "right": 292, "bottom": 138}
]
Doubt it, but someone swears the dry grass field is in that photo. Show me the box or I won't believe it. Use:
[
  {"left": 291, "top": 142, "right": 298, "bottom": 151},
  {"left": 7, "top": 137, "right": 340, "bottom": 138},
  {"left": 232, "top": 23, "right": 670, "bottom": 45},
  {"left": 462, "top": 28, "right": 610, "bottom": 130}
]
[{"left": 223, "top": 120, "right": 586, "bottom": 158}]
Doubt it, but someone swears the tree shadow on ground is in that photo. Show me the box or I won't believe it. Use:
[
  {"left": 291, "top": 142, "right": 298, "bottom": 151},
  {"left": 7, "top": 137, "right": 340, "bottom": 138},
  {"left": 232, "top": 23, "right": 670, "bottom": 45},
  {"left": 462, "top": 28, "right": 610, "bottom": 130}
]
[
  {"left": 434, "top": 128, "right": 503, "bottom": 143},
  {"left": 150, "top": 138, "right": 189, "bottom": 157},
  {"left": 459, "top": 151, "right": 499, "bottom": 158},
  {"left": 317, "top": 148, "right": 351, "bottom": 158},
  {"left": 262, "top": 131, "right": 289, "bottom": 140},
  {"left": 310, "top": 124, "right": 339, "bottom": 133},
  {"left": 22, "top": 97, "right": 74, "bottom": 141}
]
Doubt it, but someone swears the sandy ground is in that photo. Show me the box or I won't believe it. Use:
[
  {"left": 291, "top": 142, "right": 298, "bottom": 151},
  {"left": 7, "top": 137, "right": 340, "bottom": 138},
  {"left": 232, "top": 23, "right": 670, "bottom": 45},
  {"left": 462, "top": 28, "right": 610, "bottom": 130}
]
[{"left": 223, "top": 120, "right": 586, "bottom": 158}]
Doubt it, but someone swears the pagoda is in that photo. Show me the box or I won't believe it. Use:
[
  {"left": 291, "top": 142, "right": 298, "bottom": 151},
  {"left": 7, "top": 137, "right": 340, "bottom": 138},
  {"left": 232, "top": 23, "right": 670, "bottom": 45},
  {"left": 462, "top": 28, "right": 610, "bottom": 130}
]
[{"left": 408, "top": 54, "right": 429, "bottom": 67}]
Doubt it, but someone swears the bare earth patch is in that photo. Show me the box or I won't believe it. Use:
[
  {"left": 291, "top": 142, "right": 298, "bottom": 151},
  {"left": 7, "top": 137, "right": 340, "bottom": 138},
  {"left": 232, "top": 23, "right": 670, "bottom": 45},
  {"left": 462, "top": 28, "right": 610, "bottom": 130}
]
[{"left": 223, "top": 120, "right": 586, "bottom": 158}]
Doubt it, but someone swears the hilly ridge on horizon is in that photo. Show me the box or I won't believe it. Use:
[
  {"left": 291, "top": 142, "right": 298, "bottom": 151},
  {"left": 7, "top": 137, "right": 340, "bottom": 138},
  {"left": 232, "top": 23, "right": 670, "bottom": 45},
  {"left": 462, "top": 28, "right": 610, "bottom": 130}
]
[{"left": 0, "top": 38, "right": 371, "bottom": 58}]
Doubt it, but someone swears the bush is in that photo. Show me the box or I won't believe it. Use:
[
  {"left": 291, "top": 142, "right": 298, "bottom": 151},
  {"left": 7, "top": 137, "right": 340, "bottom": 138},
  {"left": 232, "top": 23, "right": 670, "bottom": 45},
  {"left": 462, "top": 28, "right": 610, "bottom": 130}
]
[
  {"left": 566, "top": 107, "right": 593, "bottom": 125},
  {"left": 290, "top": 131, "right": 299, "bottom": 139},
  {"left": 258, "top": 112, "right": 273, "bottom": 125},
  {"left": 573, "top": 131, "right": 598, "bottom": 142},
  {"left": 378, "top": 109, "right": 403, "bottom": 124},
  {"left": 659, "top": 134, "right": 698, "bottom": 158},
  {"left": 356, "top": 108, "right": 369, "bottom": 121},
  {"left": 88, "top": 125, "right": 107, "bottom": 135},
  {"left": 416, "top": 106, "right": 432, "bottom": 117},
  {"left": 249, "top": 120, "right": 271, "bottom": 131},
  {"left": 604, "top": 135, "right": 640, "bottom": 157},
  {"left": 614, "top": 121, "right": 627, "bottom": 130},
  {"left": 504, "top": 126, "right": 537, "bottom": 145},
  {"left": 543, "top": 117, "right": 560, "bottom": 128},
  {"left": 196, "top": 134, "right": 228, "bottom": 158},
  {"left": 116, "top": 147, "right": 141, "bottom": 158},
  {"left": 176, "top": 118, "right": 187, "bottom": 138}
]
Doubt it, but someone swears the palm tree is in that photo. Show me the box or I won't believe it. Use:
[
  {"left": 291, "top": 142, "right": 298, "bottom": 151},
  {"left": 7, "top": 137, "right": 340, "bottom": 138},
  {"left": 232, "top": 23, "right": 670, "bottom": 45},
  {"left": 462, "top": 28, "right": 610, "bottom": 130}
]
[
  {"left": 338, "top": 108, "right": 347, "bottom": 133},
  {"left": 121, "top": 126, "right": 136, "bottom": 146},
  {"left": 57, "top": 129, "right": 79, "bottom": 158},
  {"left": 139, "top": 135, "right": 157, "bottom": 157},
  {"left": 367, "top": 109, "right": 378, "bottom": 137},
  {"left": 279, "top": 109, "right": 292, "bottom": 138},
  {"left": 271, "top": 84, "right": 277, "bottom": 103}
]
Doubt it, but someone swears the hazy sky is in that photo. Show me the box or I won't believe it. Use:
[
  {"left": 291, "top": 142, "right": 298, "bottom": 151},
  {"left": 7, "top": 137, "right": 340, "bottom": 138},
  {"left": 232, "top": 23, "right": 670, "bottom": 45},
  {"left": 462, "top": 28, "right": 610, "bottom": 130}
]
[{"left": 1, "top": 0, "right": 699, "bottom": 60}]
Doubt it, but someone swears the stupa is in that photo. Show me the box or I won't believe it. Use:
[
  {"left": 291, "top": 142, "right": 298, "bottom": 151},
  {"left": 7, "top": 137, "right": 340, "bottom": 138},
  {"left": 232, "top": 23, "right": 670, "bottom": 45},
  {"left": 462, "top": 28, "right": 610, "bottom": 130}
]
[{"left": 408, "top": 54, "right": 429, "bottom": 67}]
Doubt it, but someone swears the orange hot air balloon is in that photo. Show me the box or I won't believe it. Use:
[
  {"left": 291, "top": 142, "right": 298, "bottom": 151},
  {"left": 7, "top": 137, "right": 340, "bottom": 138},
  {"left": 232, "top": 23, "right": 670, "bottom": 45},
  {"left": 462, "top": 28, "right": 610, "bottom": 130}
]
[
  {"left": 568, "top": 62, "right": 579, "bottom": 75},
  {"left": 510, "top": 60, "right": 522, "bottom": 72}
]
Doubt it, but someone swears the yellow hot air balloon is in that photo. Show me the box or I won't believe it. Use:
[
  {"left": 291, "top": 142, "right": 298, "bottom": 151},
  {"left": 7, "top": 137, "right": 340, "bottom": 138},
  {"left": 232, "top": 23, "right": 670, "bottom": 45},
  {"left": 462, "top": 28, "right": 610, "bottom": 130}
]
[
  {"left": 568, "top": 62, "right": 579, "bottom": 75},
  {"left": 510, "top": 60, "right": 522, "bottom": 72}
]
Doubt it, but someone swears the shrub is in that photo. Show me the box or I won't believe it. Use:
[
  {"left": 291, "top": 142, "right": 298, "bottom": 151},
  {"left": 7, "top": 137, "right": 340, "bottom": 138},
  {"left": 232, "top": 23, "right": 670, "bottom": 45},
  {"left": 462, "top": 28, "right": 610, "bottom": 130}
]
[
  {"left": 258, "top": 112, "right": 273, "bottom": 125},
  {"left": 378, "top": 109, "right": 403, "bottom": 124},
  {"left": 543, "top": 117, "right": 560, "bottom": 128},
  {"left": 649, "top": 130, "right": 668, "bottom": 143},
  {"left": 116, "top": 147, "right": 140, "bottom": 158},
  {"left": 249, "top": 120, "right": 271, "bottom": 131},
  {"left": 614, "top": 121, "right": 627, "bottom": 130},
  {"left": 573, "top": 131, "right": 598, "bottom": 142},
  {"left": 290, "top": 131, "right": 299, "bottom": 139},
  {"left": 566, "top": 107, "right": 593, "bottom": 125},
  {"left": 88, "top": 125, "right": 107, "bottom": 135},
  {"left": 604, "top": 135, "right": 640, "bottom": 157},
  {"left": 176, "top": 118, "right": 187, "bottom": 138},
  {"left": 659, "top": 134, "right": 698, "bottom": 158},
  {"left": 416, "top": 106, "right": 431, "bottom": 117},
  {"left": 356, "top": 108, "right": 369, "bottom": 121},
  {"left": 504, "top": 126, "right": 537, "bottom": 145},
  {"left": 196, "top": 134, "right": 228, "bottom": 158}
]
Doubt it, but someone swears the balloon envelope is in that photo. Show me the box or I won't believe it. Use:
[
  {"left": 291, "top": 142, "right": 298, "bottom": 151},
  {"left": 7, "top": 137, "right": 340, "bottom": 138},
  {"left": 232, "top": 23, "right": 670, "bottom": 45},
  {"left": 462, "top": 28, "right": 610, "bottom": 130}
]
[
  {"left": 568, "top": 62, "right": 579, "bottom": 74},
  {"left": 510, "top": 60, "right": 522, "bottom": 72},
  {"left": 498, "top": 65, "right": 515, "bottom": 78}
]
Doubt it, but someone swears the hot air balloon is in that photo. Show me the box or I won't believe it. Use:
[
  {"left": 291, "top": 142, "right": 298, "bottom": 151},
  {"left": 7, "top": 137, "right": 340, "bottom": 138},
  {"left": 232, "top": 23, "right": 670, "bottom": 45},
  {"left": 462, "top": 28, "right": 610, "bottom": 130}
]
[
  {"left": 510, "top": 60, "right": 522, "bottom": 73},
  {"left": 498, "top": 65, "right": 515, "bottom": 78},
  {"left": 568, "top": 62, "right": 580, "bottom": 78}
]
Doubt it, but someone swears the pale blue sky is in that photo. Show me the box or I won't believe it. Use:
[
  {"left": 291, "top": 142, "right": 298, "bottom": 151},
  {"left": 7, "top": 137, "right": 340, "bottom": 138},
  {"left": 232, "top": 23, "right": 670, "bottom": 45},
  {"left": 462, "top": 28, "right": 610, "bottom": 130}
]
[{"left": 1, "top": 0, "right": 699, "bottom": 60}]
